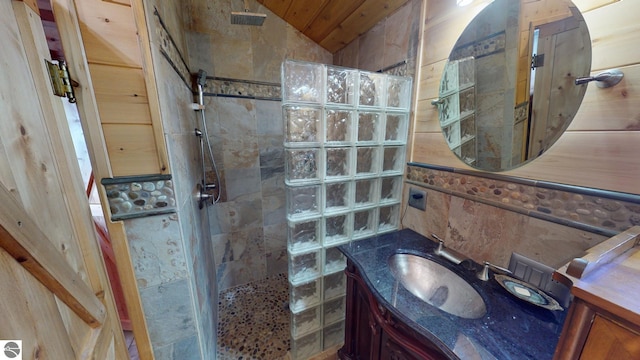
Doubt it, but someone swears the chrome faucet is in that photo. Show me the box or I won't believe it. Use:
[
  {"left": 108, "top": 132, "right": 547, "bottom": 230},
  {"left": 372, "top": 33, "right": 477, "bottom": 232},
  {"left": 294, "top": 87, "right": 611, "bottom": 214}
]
[
  {"left": 477, "top": 261, "right": 512, "bottom": 281},
  {"left": 431, "top": 234, "right": 467, "bottom": 265}
]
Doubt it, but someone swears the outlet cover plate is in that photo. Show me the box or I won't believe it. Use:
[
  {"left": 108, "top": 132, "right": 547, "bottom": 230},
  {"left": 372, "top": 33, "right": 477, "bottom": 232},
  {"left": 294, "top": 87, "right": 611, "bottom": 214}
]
[{"left": 408, "top": 187, "right": 427, "bottom": 210}]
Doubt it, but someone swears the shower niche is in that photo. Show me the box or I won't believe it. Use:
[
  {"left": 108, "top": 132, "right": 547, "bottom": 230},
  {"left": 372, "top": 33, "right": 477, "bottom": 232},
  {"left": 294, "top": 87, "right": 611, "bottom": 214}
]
[{"left": 282, "top": 60, "right": 411, "bottom": 359}]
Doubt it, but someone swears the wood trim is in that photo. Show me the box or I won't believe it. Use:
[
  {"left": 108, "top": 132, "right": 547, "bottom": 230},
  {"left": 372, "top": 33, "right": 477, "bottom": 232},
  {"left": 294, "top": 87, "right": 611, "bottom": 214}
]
[
  {"left": 0, "top": 183, "right": 105, "bottom": 328},
  {"left": 16, "top": 0, "right": 39, "bottom": 14},
  {"left": 565, "top": 226, "right": 640, "bottom": 279},
  {"left": 50, "top": 0, "right": 155, "bottom": 358},
  {"left": 131, "top": 0, "right": 170, "bottom": 174}
]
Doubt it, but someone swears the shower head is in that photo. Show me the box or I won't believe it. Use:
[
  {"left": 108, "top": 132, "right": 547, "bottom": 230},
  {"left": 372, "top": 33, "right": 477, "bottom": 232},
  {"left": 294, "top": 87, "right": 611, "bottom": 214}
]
[
  {"left": 196, "top": 69, "right": 207, "bottom": 87},
  {"left": 231, "top": 0, "right": 266, "bottom": 26},
  {"left": 231, "top": 11, "right": 266, "bottom": 26}
]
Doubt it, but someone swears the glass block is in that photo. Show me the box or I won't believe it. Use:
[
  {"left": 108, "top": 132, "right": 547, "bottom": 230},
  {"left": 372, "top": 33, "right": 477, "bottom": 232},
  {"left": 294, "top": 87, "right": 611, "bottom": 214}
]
[
  {"left": 460, "top": 137, "right": 476, "bottom": 164},
  {"left": 291, "top": 329, "right": 322, "bottom": 360},
  {"left": 283, "top": 60, "right": 324, "bottom": 104},
  {"left": 324, "top": 213, "right": 350, "bottom": 246},
  {"left": 378, "top": 204, "right": 400, "bottom": 233},
  {"left": 323, "top": 320, "right": 345, "bottom": 350},
  {"left": 288, "top": 219, "right": 320, "bottom": 252},
  {"left": 323, "top": 246, "right": 346, "bottom": 274},
  {"left": 353, "top": 208, "right": 376, "bottom": 239},
  {"left": 290, "top": 278, "right": 322, "bottom": 313},
  {"left": 284, "top": 105, "right": 322, "bottom": 145},
  {"left": 323, "top": 296, "right": 346, "bottom": 325},
  {"left": 326, "top": 66, "right": 356, "bottom": 106},
  {"left": 355, "top": 147, "right": 379, "bottom": 177},
  {"left": 459, "top": 87, "right": 475, "bottom": 117},
  {"left": 381, "top": 146, "right": 405, "bottom": 174},
  {"left": 325, "top": 109, "right": 353, "bottom": 145},
  {"left": 458, "top": 56, "right": 475, "bottom": 89},
  {"left": 386, "top": 76, "right": 412, "bottom": 110},
  {"left": 356, "top": 112, "right": 381, "bottom": 144},
  {"left": 438, "top": 93, "right": 460, "bottom": 126},
  {"left": 354, "top": 178, "right": 378, "bottom": 208},
  {"left": 289, "top": 248, "right": 321, "bottom": 285},
  {"left": 384, "top": 113, "right": 408, "bottom": 144},
  {"left": 325, "top": 148, "right": 351, "bottom": 179},
  {"left": 460, "top": 114, "right": 475, "bottom": 143},
  {"left": 323, "top": 271, "right": 346, "bottom": 301},
  {"left": 439, "top": 60, "right": 459, "bottom": 96},
  {"left": 287, "top": 185, "right": 320, "bottom": 219},
  {"left": 285, "top": 149, "right": 320, "bottom": 184},
  {"left": 291, "top": 305, "right": 322, "bottom": 338},
  {"left": 324, "top": 182, "right": 350, "bottom": 213},
  {"left": 359, "top": 72, "right": 386, "bottom": 108},
  {"left": 442, "top": 122, "right": 461, "bottom": 148},
  {"left": 380, "top": 176, "right": 402, "bottom": 203}
]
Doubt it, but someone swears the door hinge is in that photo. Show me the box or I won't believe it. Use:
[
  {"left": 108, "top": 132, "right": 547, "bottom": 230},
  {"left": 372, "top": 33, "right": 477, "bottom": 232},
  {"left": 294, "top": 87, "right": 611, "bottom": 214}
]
[
  {"left": 46, "top": 59, "right": 77, "bottom": 103},
  {"left": 531, "top": 53, "right": 545, "bottom": 70}
]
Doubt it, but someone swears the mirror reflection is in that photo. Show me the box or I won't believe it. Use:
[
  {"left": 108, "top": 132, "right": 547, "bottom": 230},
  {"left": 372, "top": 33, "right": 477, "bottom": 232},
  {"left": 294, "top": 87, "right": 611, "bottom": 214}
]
[{"left": 435, "top": 0, "right": 591, "bottom": 171}]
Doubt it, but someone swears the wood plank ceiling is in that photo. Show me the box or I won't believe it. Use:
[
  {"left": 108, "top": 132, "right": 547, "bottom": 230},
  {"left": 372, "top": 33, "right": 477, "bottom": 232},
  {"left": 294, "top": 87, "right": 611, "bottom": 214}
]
[{"left": 256, "top": 0, "right": 411, "bottom": 53}]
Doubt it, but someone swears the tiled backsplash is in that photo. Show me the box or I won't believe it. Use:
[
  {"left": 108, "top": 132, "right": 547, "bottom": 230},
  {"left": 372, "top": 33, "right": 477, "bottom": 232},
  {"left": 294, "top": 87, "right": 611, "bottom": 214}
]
[
  {"left": 102, "top": 174, "right": 177, "bottom": 221},
  {"left": 406, "top": 163, "right": 640, "bottom": 236}
]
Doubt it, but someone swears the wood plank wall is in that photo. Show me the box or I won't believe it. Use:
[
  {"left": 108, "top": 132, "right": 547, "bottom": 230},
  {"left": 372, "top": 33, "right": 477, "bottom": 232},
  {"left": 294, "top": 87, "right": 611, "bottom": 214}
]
[
  {"left": 412, "top": 0, "right": 640, "bottom": 195},
  {"left": 75, "top": 0, "right": 168, "bottom": 176}
]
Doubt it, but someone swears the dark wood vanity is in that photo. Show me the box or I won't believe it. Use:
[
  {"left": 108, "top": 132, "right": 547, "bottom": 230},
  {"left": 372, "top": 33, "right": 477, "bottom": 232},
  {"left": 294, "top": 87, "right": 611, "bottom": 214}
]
[{"left": 338, "top": 261, "right": 447, "bottom": 360}]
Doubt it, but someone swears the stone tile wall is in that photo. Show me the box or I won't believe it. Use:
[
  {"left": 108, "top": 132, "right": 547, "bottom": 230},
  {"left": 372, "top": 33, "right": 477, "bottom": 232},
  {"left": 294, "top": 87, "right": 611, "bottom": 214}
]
[
  {"left": 184, "top": 0, "right": 333, "bottom": 291},
  {"left": 402, "top": 164, "right": 640, "bottom": 269},
  {"left": 333, "top": 0, "right": 422, "bottom": 78}
]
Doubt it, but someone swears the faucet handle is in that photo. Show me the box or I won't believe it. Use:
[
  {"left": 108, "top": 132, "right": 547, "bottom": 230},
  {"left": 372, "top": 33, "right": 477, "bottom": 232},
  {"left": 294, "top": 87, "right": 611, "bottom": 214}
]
[{"left": 477, "top": 261, "right": 512, "bottom": 281}]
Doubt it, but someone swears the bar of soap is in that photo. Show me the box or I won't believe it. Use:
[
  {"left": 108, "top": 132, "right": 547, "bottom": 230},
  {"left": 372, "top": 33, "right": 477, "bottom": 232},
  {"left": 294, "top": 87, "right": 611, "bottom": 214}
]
[{"left": 514, "top": 285, "right": 531, "bottom": 297}]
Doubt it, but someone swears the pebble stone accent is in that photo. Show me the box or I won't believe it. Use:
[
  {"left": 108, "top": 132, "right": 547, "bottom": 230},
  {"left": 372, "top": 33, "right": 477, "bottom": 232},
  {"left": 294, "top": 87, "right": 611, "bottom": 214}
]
[
  {"left": 153, "top": 8, "right": 191, "bottom": 87},
  {"left": 207, "top": 78, "right": 282, "bottom": 100},
  {"left": 450, "top": 31, "right": 506, "bottom": 60},
  {"left": 102, "top": 176, "right": 176, "bottom": 221},
  {"left": 407, "top": 165, "right": 640, "bottom": 233},
  {"left": 217, "top": 273, "right": 290, "bottom": 360}
]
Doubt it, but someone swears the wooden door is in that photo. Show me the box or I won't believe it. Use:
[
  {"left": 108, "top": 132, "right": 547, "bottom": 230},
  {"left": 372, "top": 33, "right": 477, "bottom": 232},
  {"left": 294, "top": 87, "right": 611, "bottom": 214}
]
[
  {"left": 0, "top": 1, "right": 127, "bottom": 359},
  {"left": 528, "top": 16, "right": 590, "bottom": 158}
]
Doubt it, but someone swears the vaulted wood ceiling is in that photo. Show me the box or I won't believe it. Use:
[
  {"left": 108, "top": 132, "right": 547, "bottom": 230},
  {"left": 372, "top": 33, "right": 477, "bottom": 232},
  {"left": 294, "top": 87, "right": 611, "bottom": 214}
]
[{"left": 256, "top": 0, "right": 411, "bottom": 53}]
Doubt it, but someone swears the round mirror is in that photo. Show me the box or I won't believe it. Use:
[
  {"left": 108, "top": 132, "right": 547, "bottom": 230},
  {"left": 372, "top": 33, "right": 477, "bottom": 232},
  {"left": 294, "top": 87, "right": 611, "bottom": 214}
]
[{"left": 435, "top": 0, "right": 591, "bottom": 171}]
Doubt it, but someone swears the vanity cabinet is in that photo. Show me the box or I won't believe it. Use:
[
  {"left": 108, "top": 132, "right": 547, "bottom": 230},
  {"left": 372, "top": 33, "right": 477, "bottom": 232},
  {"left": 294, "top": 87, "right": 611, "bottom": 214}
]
[
  {"left": 553, "top": 238, "right": 640, "bottom": 360},
  {"left": 338, "top": 261, "right": 447, "bottom": 360}
]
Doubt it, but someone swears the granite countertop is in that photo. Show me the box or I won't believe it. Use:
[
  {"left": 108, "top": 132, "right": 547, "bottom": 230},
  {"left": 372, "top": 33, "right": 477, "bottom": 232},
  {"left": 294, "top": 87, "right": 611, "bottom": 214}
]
[{"left": 338, "top": 228, "right": 567, "bottom": 360}]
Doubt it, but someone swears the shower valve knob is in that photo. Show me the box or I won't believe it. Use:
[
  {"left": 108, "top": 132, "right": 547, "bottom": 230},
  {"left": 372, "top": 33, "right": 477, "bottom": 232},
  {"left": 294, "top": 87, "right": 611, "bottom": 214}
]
[{"left": 190, "top": 103, "right": 205, "bottom": 110}]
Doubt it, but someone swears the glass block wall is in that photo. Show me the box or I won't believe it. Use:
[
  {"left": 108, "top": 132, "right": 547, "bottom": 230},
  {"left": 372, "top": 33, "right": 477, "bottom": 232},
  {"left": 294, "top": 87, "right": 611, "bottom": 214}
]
[{"left": 282, "top": 60, "right": 412, "bottom": 359}]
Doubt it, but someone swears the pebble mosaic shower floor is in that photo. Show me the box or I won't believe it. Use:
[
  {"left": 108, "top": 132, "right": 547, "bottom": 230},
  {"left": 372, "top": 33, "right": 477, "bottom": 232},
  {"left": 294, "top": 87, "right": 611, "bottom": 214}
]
[{"left": 217, "top": 273, "right": 291, "bottom": 359}]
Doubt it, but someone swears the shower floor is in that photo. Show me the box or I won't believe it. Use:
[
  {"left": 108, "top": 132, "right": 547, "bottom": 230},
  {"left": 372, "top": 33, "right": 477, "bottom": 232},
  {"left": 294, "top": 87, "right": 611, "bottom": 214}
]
[{"left": 217, "top": 273, "right": 290, "bottom": 359}]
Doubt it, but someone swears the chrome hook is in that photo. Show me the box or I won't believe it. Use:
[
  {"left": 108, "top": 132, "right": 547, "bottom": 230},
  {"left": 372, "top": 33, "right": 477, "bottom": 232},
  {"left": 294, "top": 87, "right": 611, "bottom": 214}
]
[{"left": 575, "top": 69, "right": 624, "bottom": 88}]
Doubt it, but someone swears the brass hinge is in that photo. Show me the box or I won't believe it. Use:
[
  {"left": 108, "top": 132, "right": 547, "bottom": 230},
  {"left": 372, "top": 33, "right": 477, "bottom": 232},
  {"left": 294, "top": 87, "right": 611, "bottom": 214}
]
[{"left": 46, "top": 59, "right": 77, "bottom": 103}]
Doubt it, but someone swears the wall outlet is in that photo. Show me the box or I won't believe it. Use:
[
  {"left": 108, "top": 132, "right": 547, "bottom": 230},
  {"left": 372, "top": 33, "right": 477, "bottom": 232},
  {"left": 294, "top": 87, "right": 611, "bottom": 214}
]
[{"left": 408, "top": 187, "right": 427, "bottom": 210}]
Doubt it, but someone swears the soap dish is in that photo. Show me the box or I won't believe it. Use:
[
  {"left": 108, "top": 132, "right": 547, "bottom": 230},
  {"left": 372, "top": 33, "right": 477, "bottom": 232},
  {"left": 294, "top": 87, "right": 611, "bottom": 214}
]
[{"left": 494, "top": 274, "right": 563, "bottom": 311}]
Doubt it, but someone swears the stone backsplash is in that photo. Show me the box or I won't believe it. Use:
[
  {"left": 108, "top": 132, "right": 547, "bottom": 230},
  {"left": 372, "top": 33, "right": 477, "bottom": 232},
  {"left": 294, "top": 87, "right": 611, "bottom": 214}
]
[
  {"left": 406, "top": 163, "right": 640, "bottom": 236},
  {"left": 102, "top": 174, "right": 177, "bottom": 221}
]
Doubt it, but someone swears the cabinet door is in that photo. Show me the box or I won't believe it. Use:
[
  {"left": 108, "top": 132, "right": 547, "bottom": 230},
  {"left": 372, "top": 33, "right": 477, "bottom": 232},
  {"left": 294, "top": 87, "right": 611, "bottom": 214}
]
[
  {"left": 580, "top": 315, "right": 640, "bottom": 360},
  {"left": 381, "top": 332, "right": 424, "bottom": 360}
]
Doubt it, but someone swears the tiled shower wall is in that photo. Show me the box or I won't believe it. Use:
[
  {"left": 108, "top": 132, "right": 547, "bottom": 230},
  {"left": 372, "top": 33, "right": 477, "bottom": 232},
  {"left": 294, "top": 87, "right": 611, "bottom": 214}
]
[
  {"left": 118, "top": 2, "right": 217, "bottom": 359},
  {"left": 183, "top": 0, "right": 333, "bottom": 291}
]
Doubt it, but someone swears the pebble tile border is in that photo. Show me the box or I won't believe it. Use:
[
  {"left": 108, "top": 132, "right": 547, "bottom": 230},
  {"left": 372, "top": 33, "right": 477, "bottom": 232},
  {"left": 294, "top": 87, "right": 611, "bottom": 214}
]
[
  {"left": 406, "top": 163, "right": 640, "bottom": 236},
  {"left": 102, "top": 174, "right": 176, "bottom": 221},
  {"left": 205, "top": 77, "right": 282, "bottom": 101}
]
